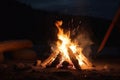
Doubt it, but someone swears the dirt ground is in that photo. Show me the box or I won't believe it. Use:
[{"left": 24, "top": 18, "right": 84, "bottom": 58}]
[{"left": 0, "top": 58, "right": 120, "bottom": 80}]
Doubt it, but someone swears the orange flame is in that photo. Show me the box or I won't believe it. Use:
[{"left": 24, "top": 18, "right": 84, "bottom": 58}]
[
  {"left": 54, "top": 20, "right": 92, "bottom": 69},
  {"left": 41, "top": 20, "right": 92, "bottom": 69}
]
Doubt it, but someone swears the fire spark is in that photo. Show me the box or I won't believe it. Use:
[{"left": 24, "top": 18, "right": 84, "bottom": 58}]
[{"left": 41, "top": 20, "right": 92, "bottom": 70}]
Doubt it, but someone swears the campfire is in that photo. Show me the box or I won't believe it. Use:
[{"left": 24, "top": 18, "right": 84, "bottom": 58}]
[{"left": 40, "top": 20, "right": 93, "bottom": 70}]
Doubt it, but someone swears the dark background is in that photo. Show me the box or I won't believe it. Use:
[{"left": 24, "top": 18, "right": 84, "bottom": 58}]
[{"left": 1, "top": 0, "right": 120, "bottom": 57}]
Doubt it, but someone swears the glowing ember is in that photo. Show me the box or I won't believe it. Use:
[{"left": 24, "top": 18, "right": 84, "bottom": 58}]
[{"left": 41, "top": 20, "right": 92, "bottom": 69}]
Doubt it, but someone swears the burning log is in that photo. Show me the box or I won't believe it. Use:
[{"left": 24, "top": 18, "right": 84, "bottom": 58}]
[
  {"left": 68, "top": 48, "right": 81, "bottom": 70},
  {"left": 39, "top": 20, "right": 93, "bottom": 70},
  {"left": 41, "top": 52, "right": 59, "bottom": 68},
  {"left": 80, "top": 54, "right": 92, "bottom": 68}
]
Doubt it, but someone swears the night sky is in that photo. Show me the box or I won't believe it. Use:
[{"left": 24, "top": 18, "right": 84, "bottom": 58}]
[
  {"left": 17, "top": 0, "right": 120, "bottom": 19},
  {"left": 5, "top": 0, "right": 120, "bottom": 57}
]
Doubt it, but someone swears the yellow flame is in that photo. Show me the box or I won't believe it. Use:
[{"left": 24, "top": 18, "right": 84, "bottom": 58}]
[{"left": 54, "top": 20, "right": 92, "bottom": 69}]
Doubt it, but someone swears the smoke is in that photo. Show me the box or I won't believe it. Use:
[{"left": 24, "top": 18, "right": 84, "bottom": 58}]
[
  {"left": 71, "top": 25, "right": 94, "bottom": 60},
  {"left": 50, "top": 19, "right": 94, "bottom": 61}
]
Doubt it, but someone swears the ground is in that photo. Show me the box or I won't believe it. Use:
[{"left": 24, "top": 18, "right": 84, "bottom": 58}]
[{"left": 0, "top": 58, "right": 120, "bottom": 80}]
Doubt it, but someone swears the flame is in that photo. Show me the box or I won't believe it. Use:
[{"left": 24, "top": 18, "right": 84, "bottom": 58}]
[
  {"left": 54, "top": 20, "right": 92, "bottom": 69},
  {"left": 41, "top": 20, "right": 92, "bottom": 69}
]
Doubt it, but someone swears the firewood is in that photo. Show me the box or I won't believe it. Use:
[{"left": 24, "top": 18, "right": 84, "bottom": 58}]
[
  {"left": 76, "top": 52, "right": 92, "bottom": 67},
  {"left": 41, "top": 52, "right": 59, "bottom": 68},
  {"left": 68, "top": 48, "right": 81, "bottom": 70}
]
